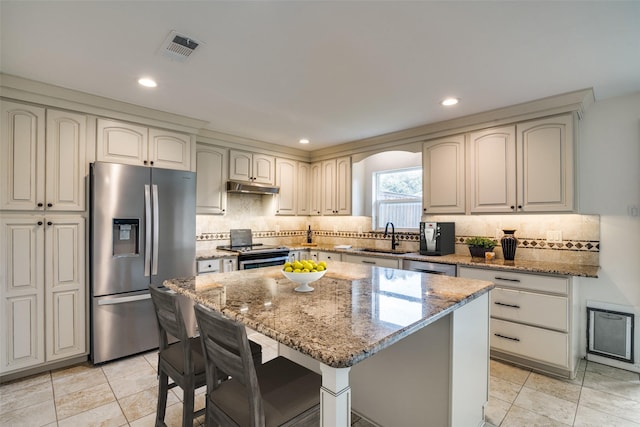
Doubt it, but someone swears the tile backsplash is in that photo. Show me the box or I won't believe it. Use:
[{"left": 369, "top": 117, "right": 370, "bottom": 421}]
[{"left": 197, "top": 194, "right": 600, "bottom": 266}]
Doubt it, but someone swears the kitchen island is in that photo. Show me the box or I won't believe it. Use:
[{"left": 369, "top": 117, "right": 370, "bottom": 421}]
[{"left": 164, "top": 261, "right": 494, "bottom": 427}]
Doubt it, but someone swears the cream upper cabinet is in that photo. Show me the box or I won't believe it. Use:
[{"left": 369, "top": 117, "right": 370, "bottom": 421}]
[
  {"left": 321, "top": 156, "right": 351, "bottom": 215},
  {"left": 468, "top": 115, "right": 574, "bottom": 213},
  {"left": 1, "top": 101, "right": 45, "bottom": 211},
  {"left": 195, "top": 144, "right": 228, "bottom": 215},
  {"left": 468, "top": 125, "right": 517, "bottom": 213},
  {"left": 148, "top": 128, "right": 192, "bottom": 171},
  {"left": 229, "top": 150, "right": 275, "bottom": 184},
  {"left": 423, "top": 135, "right": 466, "bottom": 214},
  {"left": 46, "top": 110, "right": 87, "bottom": 211},
  {"left": 96, "top": 118, "right": 192, "bottom": 171},
  {"left": 0, "top": 214, "right": 85, "bottom": 373},
  {"left": 1, "top": 102, "right": 87, "bottom": 211},
  {"left": 297, "top": 162, "right": 311, "bottom": 215},
  {"left": 516, "top": 114, "right": 574, "bottom": 212},
  {"left": 309, "top": 162, "right": 322, "bottom": 215},
  {"left": 275, "top": 158, "right": 297, "bottom": 215}
]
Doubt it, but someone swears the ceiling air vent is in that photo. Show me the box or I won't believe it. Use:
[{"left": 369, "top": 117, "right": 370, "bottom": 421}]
[{"left": 160, "top": 31, "right": 202, "bottom": 62}]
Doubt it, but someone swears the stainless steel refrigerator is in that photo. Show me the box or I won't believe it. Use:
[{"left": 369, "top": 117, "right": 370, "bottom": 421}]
[{"left": 90, "top": 162, "right": 196, "bottom": 364}]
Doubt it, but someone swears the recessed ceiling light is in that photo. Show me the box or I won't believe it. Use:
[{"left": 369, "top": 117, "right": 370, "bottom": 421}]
[
  {"left": 299, "top": 138, "right": 310, "bottom": 144},
  {"left": 441, "top": 97, "right": 459, "bottom": 106},
  {"left": 138, "top": 77, "right": 157, "bottom": 88}
]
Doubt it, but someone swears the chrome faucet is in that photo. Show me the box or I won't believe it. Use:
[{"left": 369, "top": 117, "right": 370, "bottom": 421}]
[{"left": 384, "top": 222, "right": 399, "bottom": 251}]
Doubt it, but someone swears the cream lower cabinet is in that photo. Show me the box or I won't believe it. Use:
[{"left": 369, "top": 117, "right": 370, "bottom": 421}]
[
  {"left": 342, "top": 254, "right": 400, "bottom": 269},
  {"left": 468, "top": 114, "right": 574, "bottom": 213},
  {"left": 310, "top": 251, "right": 342, "bottom": 263},
  {"left": 196, "top": 144, "right": 227, "bottom": 214},
  {"left": 0, "top": 215, "right": 86, "bottom": 374},
  {"left": 96, "top": 118, "right": 192, "bottom": 171},
  {"left": 458, "top": 266, "right": 578, "bottom": 379},
  {"left": 1, "top": 101, "right": 87, "bottom": 211}
]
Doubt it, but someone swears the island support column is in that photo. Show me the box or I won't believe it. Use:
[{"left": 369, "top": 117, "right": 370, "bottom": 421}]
[{"left": 319, "top": 364, "right": 352, "bottom": 427}]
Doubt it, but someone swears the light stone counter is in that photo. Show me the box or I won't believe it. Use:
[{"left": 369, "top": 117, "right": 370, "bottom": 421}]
[{"left": 163, "top": 261, "right": 493, "bottom": 368}]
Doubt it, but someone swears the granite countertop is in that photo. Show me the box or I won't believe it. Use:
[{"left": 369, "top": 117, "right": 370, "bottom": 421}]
[
  {"left": 287, "top": 245, "right": 600, "bottom": 278},
  {"left": 164, "top": 261, "right": 493, "bottom": 368}
]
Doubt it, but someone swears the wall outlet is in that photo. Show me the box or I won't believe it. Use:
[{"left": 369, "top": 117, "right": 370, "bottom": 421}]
[{"left": 546, "top": 230, "right": 563, "bottom": 243}]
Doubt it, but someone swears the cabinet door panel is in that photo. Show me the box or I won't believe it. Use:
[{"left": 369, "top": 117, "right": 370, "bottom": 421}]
[
  {"left": 149, "top": 128, "right": 191, "bottom": 170},
  {"left": 309, "top": 163, "right": 322, "bottom": 215},
  {"left": 229, "top": 150, "right": 252, "bottom": 181},
  {"left": 335, "top": 157, "right": 351, "bottom": 215},
  {"left": 275, "top": 158, "right": 297, "bottom": 215},
  {"left": 0, "top": 216, "right": 45, "bottom": 373},
  {"left": 297, "top": 163, "right": 310, "bottom": 215},
  {"left": 46, "top": 109, "right": 86, "bottom": 211},
  {"left": 423, "top": 136, "right": 465, "bottom": 213},
  {"left": 196, "top": 144, "right": 227, "bottom": 214},
  {"left": 469, "top": 126, "right": 516, "bottom": 213},
  {"left": 96, "top": 119, "right": 147, "bottom": 166},
  {"left": 253, "top": 154, "right": 275, "bottom": 184},
  {"left": 517, "top": 114, "right": 573, "bottom": 211},
  {"left": 1, "top": 101, "right": 45, "bottom": 210},
  {"left": 45, "top": 216, "right": 86, "bottom": 361},
  {"left": 322, "top": 160, "right": 336, "bottom": 215},
  {"left": 4, "top": 295, "right": 44, "bottom": 370}
]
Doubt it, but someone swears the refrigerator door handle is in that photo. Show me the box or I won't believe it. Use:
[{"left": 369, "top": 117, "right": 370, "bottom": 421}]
[
  {"left": 152, "top": 184, "right": 159, "bottom": 275},
  {"left": 144, "top": 184, "right": 151, "bottom": 277},
  {"left": 97, "top": 293, "right": 152, "bottom": 305}
]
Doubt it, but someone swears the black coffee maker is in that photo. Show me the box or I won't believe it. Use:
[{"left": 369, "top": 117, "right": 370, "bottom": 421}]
[{"left": 419, "top": 222, "right": 455, "bottom": 256}]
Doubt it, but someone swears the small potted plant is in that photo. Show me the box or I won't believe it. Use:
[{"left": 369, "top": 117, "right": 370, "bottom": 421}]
[{"left": 465, "top": 236, "right": 497, "bottom": 258}]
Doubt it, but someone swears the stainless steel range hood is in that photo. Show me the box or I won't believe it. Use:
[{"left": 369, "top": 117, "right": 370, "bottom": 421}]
[{"left": 226, "top": 180, "right": 279, "bottom": 195}]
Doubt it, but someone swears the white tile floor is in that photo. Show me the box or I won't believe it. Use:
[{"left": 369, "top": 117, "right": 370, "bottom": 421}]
[{"left": 1, "top": 332, "right": 639, "bottom": 427}]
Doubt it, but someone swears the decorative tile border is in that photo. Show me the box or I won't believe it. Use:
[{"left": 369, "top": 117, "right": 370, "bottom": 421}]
[
  {"left": 456, "top": 236, "right": 600, "bottom": 252},
  {"left": 197, "top": 230, "right": 599, "bottom": 252}
]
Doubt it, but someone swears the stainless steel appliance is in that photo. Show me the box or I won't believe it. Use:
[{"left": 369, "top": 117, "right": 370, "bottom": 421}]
[
  {"left": 402, "top": 259, "right": 457, "bottom": 277},
  {"left": 90, "top": 162, "right": 196, "bottom": 364},
  {"left": 419, "top": 222, "right": 455, "bottom": 256},
  {"left": 217, "top": 229, "right": 289, "bottom": 269}
]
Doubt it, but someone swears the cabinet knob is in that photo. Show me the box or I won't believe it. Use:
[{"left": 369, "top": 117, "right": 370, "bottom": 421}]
[
  {"left": 518, "top": 205, "right": 523, "bottom": 209},
  {"left": 47, "top": 221, "right": 53, "bottom": 226},
  {"left": 37, "top": 221, "right": 43, "bottom": 226},
  {"left": 510, "top": 206, "right": 515, "bottom": 210},
  {"left": 143, "top": 160, "right": 148, "bottom": 165},
  {"left": 150, "top": 161, "right": 154, "bottom": 165},
  {"left": 47, "top": 203, "right": 53, "bottom": 207},
  {"left": 37, "top": 202, "right": 43, "bottom": 207}
]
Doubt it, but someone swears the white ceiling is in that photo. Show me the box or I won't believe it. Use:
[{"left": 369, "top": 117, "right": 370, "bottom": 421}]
[{"left": 1, "top": 1, "right": 639, "bottom": 151}]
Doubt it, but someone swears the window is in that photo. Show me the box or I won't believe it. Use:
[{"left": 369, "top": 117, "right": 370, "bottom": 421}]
[{"left": 373, "top": 167, "right": 422, "bottom": 230}]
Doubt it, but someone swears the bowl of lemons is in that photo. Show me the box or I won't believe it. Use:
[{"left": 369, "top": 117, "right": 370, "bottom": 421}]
[{"left": 281, "top": 259, "right": 327, "bottom": 292}]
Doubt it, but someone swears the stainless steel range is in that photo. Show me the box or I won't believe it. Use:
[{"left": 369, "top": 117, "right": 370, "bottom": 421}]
[{"left": 217, "top": 229, "right": 289, "bottom": 269}]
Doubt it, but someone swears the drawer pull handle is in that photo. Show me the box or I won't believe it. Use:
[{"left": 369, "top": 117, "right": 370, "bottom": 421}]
[
  {"left": 494, "top": 301, "right": 520, "bottom": 309},
  {"left": 494, "top": 276, "right": 521, "bottom": 283},
  {"left": 361, "top": 260, "right": 376, "bottom": 264},
  {"left": 494, "top": 333, "right": 520, "bottom": 342}
]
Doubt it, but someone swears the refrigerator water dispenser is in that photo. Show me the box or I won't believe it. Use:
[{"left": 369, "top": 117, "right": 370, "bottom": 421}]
[{"left": 113, "top": 218, "right": 139, "bottom": 256}]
